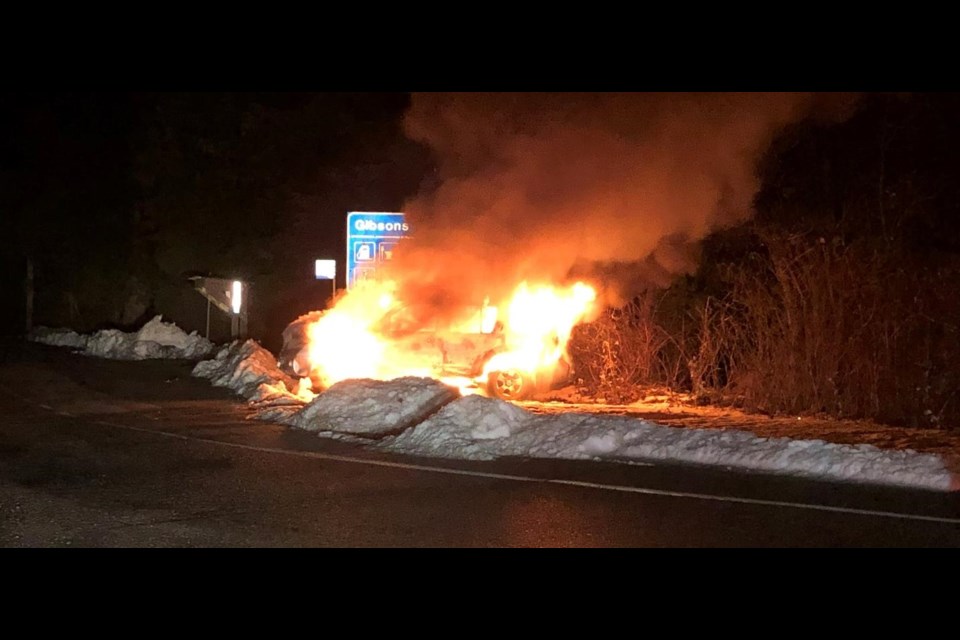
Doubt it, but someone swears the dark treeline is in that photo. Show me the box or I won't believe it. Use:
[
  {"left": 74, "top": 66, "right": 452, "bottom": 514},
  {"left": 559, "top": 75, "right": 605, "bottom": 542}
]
[
  {"left": 570, "top": 93, "right": 960, "bottom": 429},
  {"left": 3, "top": 92, "right": 959, "bottom": 428},
  {"left": 0, "top": 92, "right": 431, "bottom": 349}
]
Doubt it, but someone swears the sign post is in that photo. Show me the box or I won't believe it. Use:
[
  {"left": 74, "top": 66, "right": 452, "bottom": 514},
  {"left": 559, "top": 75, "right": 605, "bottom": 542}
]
[
  {"left": 24, "top": 257, "right": 33, "bottom": 334},
  {"left": 189, "top": 276, "right": 248, "bottom": 340},
  {"left": 346, "top": 212, "right": 410, "bottom": 289},
  {"left": 315, "top": 259, "right": 337, "bottom": 302}
]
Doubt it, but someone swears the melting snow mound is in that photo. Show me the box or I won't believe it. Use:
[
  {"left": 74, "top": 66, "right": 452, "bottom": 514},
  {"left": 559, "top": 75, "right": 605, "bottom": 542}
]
[
  {"left": 192, "top": 339, "right": 296, "bottom": 402},
  {"left": 382, "top": 396, "right": 956, "bottom": 490},
  {"left": 179, "top": 326, "right": 960, "bottom": 491},
  {"left": 32, "top": 316, "right": 214, "bottom": 360},
  {"left": 136, "top": 316, "right": 213, "bottom": 358},
  {"left": 290, "top": 377, "right": 460, "bottom": 437},
  {"left": 30, "top": 327, "right": 89, "bottom": 350}
]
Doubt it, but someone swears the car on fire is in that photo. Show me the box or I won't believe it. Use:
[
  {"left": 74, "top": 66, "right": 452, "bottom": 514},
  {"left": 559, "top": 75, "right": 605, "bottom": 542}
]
[{"left": 278, "top": 306, "right": 571, "bottom": 401}]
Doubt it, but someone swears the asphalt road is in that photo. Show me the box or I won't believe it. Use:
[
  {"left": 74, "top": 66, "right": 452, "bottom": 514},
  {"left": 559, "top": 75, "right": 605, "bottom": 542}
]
[{"left": 1, "top": 338, "right": 959, "bottom": 547}]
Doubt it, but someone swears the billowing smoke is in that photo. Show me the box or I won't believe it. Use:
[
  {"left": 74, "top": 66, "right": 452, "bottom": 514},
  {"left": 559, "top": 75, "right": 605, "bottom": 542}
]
[{"left": 386, "top": 92, "right": 856, "bottom": 317}]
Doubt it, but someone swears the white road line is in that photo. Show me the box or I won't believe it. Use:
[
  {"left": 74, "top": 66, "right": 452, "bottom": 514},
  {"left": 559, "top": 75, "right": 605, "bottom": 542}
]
[
  {"left": 79, "top": 415, "right": 960, "bottom": 526},
  {"left": 6, "top": 381, "right": 955, "bottom": 526}
]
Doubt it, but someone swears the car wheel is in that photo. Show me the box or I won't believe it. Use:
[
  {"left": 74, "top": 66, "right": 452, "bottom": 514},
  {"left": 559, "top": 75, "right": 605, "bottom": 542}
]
[{"left": 487, "top": 369, "right": 534, "bottom": 401}]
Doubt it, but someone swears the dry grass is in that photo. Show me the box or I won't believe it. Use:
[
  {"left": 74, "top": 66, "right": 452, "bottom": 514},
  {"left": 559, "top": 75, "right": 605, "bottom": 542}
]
[{"left": 569, "top": 227, "right": 960, "bottom": 429}]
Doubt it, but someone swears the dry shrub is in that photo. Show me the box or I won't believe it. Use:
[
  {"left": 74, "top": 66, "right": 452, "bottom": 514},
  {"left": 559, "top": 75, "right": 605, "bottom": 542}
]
[
  {"left": 694, "top": 229, "right": 960, "bottom": 427},
  {"left": 571, "top": 226, "right": 960, "bottom": 428},
  {"left": 569, "top": 293, "right": 683, "bottom": 404}
]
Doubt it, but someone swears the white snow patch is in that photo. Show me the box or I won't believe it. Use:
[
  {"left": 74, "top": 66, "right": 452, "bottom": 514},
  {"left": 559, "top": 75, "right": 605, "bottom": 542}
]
[
  {"left": 192, "top": 339, "right": 297, "bottom": 405},
  {"left": 380, "top": 397, "right": 955, "bottom": 490},
  {"left": 580, "top": 431, "right": 623, "bottom": 455},
  {"left": 85, "top": 329, "right": 135, "bottom": 358},
  {"left": 32, "top": 315, "right": 214, "bottom": 361},
  {"left": 289, "top": 377, "right": 459, "bottom": 436},
  {"left": 377, "top": 395, "right": 534, "bottom": 460},
  {"left": 136, "top": 316, "right": 211, "bottom": 358},
  {"left": 184, "top": 334, "right": 956, "bottom": 491},
  {"left": 30, "top": 327, "right": 89, "bottom": 350}
]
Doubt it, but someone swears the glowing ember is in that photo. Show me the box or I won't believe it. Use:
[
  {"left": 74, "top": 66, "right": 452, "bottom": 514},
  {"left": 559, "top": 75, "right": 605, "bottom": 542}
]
[
  {"left": 439, "top": 376, "right": 482, "bottom": 396},
  {"left": 296, "top": 377, "right": 317, "bottom": 401},
  {"left": 301, "top": 278, "right": 597, "bottom": 399}
]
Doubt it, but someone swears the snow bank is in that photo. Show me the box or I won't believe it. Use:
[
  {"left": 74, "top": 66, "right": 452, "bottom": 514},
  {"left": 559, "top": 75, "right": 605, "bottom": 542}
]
[
  {"left": 190, "top": 345, "right": 460, "bottom": 436},
  {"left": 192, "top": 339, "right": 297, "bottom": 402},
  {"left": 31, "top": 316, "right": 214, "bottom": 360},
  {"left": 136, "top": 316, "right": 213, "bottom": 358},
  {"left": 380, "top": 396, "right": 956, "bottom": 491},
  {"left": 85, "top": 329, "right": 134, "bottom": 358},
  {"left": 30, "top": 327, "right": 89, "bottom": 350},
  {"left": 187, "top": 341, "right": 956, "bottom": 491},
  {"left": 289, "top": 377, "right": 459, "bottom": 436}
]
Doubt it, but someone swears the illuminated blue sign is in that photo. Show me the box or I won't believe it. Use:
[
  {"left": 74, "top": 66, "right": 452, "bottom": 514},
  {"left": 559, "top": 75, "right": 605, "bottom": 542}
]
[{"left": 346, "top": 211, "right": 410, "bottom": 289}]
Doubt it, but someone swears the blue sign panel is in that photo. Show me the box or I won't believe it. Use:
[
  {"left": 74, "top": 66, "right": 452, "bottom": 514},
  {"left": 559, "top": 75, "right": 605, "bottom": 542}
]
[{"left": 346, "top": 212, "right": 410, "bottom": 289}]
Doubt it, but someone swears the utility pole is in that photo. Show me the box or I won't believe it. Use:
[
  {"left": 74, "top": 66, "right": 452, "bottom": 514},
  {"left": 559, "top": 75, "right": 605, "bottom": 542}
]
[{"left": 24, "top": 257, "right": 33, "bottom": 334}]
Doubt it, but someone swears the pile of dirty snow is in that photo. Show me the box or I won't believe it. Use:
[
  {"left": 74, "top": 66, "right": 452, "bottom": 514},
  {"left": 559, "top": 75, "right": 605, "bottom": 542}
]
[
  {"left": 30, "top": 327, "right": 89, "bottom": 350},
  {"left": 31, "top": 316, "right": 215, "bottom": 360},
  {"left": 186, "top": 346, "right": 956, "bottom": 490},
  {"left": 288, "top": 377, "right": 459, "bottom": 436},
  {"left": 192, "top": 339, "right": 301, "bottom": 408},
  {"left": 378, "top": 395, "right": 956, "bottom": 491}
]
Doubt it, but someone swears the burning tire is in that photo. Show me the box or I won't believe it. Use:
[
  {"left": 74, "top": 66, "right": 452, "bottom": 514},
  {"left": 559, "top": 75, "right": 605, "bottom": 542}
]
[{"left": 487, "top": 369, "right": 535, "bottom": 401}]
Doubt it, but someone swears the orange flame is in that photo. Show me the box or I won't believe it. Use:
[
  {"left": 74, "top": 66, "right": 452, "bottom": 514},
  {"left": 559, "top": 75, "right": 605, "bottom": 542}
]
[
  {"left": 305, "top": 280, "right": 402, "bottom": 386},
  {"left": 301, "top": 278, "right": 597, "bottom": 399},
  {"left": 481, "top": 281, "right": 597, "bottom": 379},
  {"left": 296, "top": 377, "right": 317, "bottom": 401}
]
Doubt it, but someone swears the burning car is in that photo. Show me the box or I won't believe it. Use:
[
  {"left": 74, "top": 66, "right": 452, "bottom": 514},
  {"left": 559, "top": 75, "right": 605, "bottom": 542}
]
[
  {"left": 279, "top": 303, "right": 568, "bottom": 400},
  {"left": 279, "top": 280, "right": 596, "bottom": 401}
]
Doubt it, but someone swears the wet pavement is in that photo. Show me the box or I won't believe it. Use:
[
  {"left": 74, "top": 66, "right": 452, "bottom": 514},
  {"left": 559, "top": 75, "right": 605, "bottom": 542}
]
[{"left": 1, "top": 338, "right": 959, "bottom": 547}]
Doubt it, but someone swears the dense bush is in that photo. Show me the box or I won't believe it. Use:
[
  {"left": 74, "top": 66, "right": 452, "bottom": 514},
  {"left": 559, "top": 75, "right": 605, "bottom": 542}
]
[
  {"left": 569, "top": 225, "right": 960, "bottom": 429},
  {"left": 568, "top": 95, "right": 960, "bottom": 429},
  {"left": 568, "top": 294, "right": 682, "bottom": 404}
]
